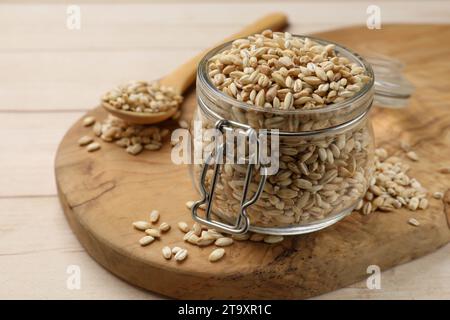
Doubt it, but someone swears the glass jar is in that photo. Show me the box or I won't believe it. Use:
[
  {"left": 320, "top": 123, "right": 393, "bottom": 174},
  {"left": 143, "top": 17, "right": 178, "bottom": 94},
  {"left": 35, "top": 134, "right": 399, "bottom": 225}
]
[{"left": 189, "top": 36, "right": 377, "bottom": 235}]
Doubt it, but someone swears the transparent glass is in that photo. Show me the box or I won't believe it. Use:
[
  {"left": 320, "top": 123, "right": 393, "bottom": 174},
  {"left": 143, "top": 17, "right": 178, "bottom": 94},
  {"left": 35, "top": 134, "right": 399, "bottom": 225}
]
[{"left": 190, "top": 35, "right": 376, "bottom": 235}]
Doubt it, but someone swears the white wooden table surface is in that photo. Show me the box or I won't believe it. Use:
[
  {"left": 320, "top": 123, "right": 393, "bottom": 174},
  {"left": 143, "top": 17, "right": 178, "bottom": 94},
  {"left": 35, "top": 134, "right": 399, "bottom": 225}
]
[{"left": 1, "top": 0, "right": 450, "bottom": 300}]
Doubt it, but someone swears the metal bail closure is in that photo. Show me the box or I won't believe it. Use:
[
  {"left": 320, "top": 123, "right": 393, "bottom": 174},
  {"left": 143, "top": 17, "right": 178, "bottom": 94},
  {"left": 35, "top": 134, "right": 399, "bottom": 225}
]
[{"left": 191, "top": 119, "right": 268, "bottom": 234}]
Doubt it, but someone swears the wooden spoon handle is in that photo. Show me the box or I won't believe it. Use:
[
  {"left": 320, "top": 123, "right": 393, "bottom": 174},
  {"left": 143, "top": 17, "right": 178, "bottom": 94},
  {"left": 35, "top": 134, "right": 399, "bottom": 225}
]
[{"left": 159, "top": 12, "right": 288, "bottom": 93}]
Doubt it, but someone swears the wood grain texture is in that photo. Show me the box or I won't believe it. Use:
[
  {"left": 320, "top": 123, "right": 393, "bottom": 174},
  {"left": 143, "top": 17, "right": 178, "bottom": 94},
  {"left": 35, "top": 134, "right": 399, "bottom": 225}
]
[{"left": 54, "top": 25, "right": 450, "bottom": 299}]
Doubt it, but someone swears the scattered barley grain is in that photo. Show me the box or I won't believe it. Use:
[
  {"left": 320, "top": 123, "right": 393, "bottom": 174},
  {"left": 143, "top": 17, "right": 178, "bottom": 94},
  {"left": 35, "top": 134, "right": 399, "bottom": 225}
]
[
  {"left": 83, "top": 116, "right": 96, "bottom": 127},
  {"left": 139, "top": 235, "right": 155, "bottom": 246},
  {"left": 78, "top": 136, "right": 94, "bottom": 146},
  {"left": 159, "top": 222, "right": 171, "bottom": 232},
  {"left": 263, "top": 235, "right": 284, "bottom": 244},
  {"left": 174, "top": 248, "right": 188, "bottom": 262},
  {"left": 178, "top": 221, "right": 189, "bottom": 233},
  {"left": 406, "top": 151, "right": 419, "bottom": 161},
  {"left": 162, "top": 246, "right": 172, "bottom": 259},
  {"left": 215, "top": 237, "right": 234, "bottom": 247},
  {"left": 150, "top": 210, "right": 160, "bottom": 223},
  {"left": 145, "top": 228, "right": 161, "bottom": 238},
  {"left": 433, "top": 192, "right": 444, "bottom": 200},
  {"left": 133, "top": 221, "right": 151, "bottom": 231}
]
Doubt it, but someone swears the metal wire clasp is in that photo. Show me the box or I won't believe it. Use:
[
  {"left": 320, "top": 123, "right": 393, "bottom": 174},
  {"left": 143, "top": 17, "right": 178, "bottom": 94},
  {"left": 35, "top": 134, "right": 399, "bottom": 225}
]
[{"left": 191, "top": 119, "right": 268, "bottom": 234}]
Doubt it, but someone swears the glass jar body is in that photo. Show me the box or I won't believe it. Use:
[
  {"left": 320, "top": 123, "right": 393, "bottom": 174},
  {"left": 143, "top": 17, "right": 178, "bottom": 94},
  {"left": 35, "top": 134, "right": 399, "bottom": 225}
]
[{"left": 189, "top": 35, "right": 376, "bottom": 235}]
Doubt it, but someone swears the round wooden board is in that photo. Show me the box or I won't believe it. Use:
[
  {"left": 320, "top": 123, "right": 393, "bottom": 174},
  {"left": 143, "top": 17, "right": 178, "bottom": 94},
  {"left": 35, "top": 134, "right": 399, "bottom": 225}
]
[{"left": 55, "top": 25, "right": 450, "bottom": 299}]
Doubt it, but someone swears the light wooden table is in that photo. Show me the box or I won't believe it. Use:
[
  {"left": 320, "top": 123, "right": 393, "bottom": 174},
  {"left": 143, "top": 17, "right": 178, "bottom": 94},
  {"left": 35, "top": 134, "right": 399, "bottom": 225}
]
[{"left": 1, "top": 0, "right": 450, "bottom": 300}]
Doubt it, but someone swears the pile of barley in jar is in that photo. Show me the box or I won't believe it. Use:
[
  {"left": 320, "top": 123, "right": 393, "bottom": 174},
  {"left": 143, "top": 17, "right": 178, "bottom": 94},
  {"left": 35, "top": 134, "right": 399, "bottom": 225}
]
[{"left": 193, "top": 30, "right": 376, "bottom": 228}]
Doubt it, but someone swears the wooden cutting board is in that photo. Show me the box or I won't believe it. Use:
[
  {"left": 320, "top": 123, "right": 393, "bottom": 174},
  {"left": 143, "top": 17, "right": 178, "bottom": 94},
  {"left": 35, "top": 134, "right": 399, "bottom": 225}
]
[{"left": 55, "top": 24, "right": 450, "bottom": 299}]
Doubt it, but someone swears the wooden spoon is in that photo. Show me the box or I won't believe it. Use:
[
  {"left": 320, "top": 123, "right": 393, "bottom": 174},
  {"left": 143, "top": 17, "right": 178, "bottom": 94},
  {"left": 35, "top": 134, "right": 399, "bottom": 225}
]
[{"left": 103, "top": 13, "right": 288, "bottom": 124}]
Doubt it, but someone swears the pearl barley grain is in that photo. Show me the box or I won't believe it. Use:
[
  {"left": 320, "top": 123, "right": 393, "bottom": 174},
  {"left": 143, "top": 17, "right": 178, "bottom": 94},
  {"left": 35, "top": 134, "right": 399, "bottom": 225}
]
[
  {"left": 78, "top": 136, "right": 93, "bottom": 146},
  {"left": 206, "top": 229, "right": 223, "bottom": 240},
  {"left": 433, "top": 192, "right": 444, "bottom": 200},
  {"left": 419, "top": 198, "right": 429, "bottom": 210},
  {"left": 183, "top": 230, "right": 195, "bottom": 241},
  {"left": 178, "top": 221, "right": 190, "bottom": 233},
  {"left": 133, "top": 221, "right": 151, "bottom": 231},
  {"left": 249, "top": 233, "right": 265, "bottom": 242},
  {"left": 83, "top": 116, "right": 96, "bottom": 127},
  {"left": 162, "top": 246, "right": 172, "bottom": 260},
  {"left": 209, "top": 248, "right": 225, "bottom": 262},
  {"left": 192, "top": 223, "right": 202, "bottom": 236},
  {"left": 126, "top": 143, "right": 143, "bottom": 156},
  {"left": 185, "top": 201, "right": 195, "bottom": 209},
  {"left": 145, "top": 228, "right": 161, "bottom": 238},
  {"left": 215, "top": 237, "right": 234, "bottom": 247},
  {"left": 178, "top": 120, "right": 189, "bottom": 129},
  {"left": 263, "top": 235, "right": 284, "bottom": 244},
  {"left": 86, "top": 142, "right": 101, "bottom": 152},
  {"left": 197, "top": 237, "right": 215, "bottom": 247},
  {"left": 159, "top": 222, "right": 171, "bottom": 232},
  {"left": 408, "top": 197, "right": 420, "bottom": 211},
  {"left": 406, "top": 151, "right": 419, "bottom": 161},
  {"left": 174, "top": 248, "right": 188, "bottom": 262},
  {"left": 408, "top": 218, "right": 420, "bottom": 227},
  {"left": 171, "top": 247, "right": 182, "bottom": 254},
  {"left": 150, "top": 210, "right": 160, "bottom": 223},
  {"left": 139, "top": 235, "right": 155, "bottom": 246},
  {"left": 232, "top": 233, "right": 251, "bottom": 241}
]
